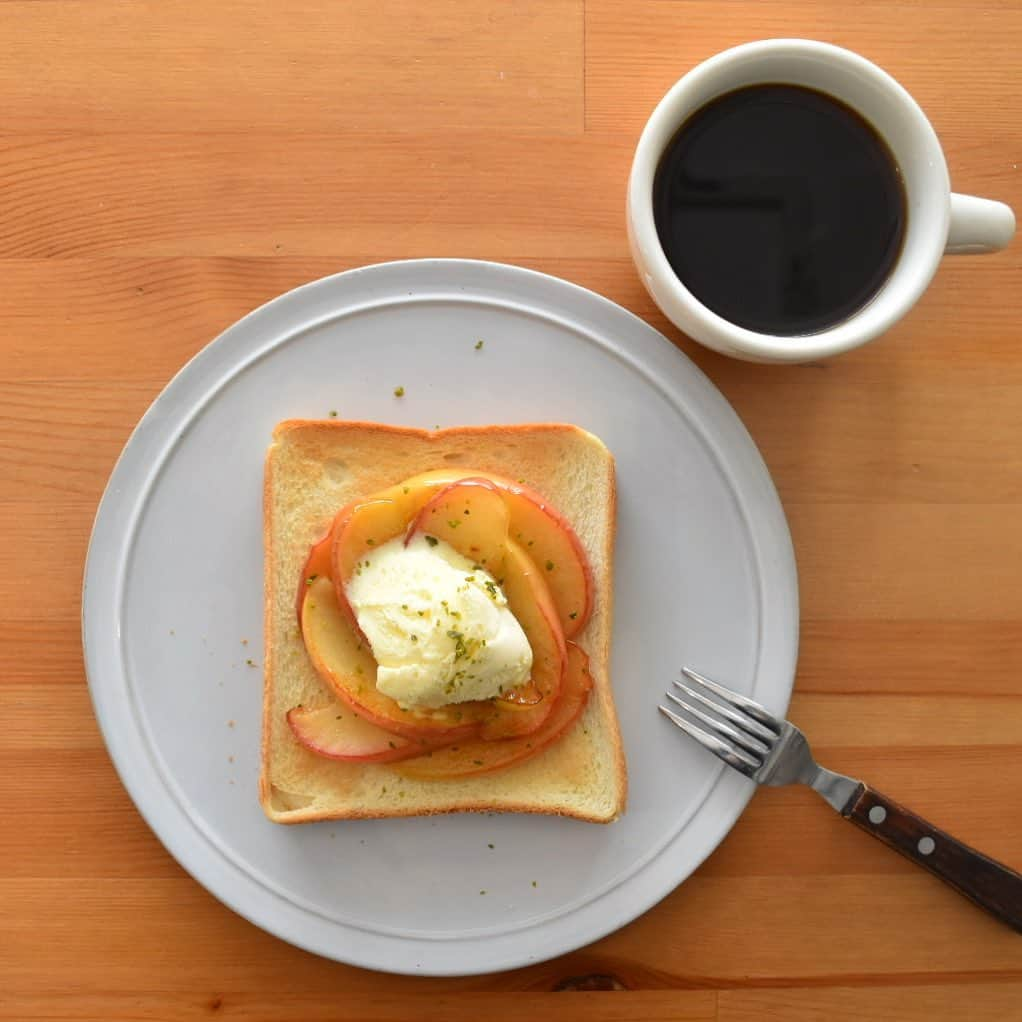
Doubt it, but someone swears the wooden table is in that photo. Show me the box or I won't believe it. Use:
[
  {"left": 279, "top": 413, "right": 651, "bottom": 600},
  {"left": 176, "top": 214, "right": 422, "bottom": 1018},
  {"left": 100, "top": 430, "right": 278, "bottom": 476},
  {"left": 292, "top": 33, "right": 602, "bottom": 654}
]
[{"left": 3, "top": 2, "right": 1020, "bottom": 1019}]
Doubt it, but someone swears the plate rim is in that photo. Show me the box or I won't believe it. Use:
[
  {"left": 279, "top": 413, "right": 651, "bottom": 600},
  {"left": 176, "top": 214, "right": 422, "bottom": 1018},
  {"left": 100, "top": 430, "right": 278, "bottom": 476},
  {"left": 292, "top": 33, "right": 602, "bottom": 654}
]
[{"left": 82, "top": 258, "right": 798, "bottom": 975}]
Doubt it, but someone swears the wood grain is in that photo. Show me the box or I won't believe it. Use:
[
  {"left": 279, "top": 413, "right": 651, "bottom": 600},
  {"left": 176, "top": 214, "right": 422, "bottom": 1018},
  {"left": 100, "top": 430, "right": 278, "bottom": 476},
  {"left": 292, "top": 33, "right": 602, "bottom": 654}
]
[
  {"left": 585, "top": 1, "right": 1022, "bottom": 137},
  {"left": 1, "top": 0, "right": 1020, "bottom": 1019},
  {"left": 0, "top": 1, "right": 585, "bottom": 135},
  {"left": 720, "top": 985, "right": 1022, "bottom": 1022},
  {"left": 0, "top": 134, "right": 630, "bottom": 258}
]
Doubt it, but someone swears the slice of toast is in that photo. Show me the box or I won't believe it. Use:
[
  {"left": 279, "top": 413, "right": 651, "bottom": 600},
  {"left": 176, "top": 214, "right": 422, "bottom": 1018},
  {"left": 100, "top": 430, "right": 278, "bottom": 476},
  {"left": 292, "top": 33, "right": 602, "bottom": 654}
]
[{"left": 260, "top": 420, "right": 625, "bottom": 823}]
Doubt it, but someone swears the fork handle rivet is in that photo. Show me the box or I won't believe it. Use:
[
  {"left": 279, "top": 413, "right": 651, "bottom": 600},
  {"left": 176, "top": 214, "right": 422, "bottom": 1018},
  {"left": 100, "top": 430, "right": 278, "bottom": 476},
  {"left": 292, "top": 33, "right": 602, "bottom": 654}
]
[{"left": 848, "top": 785, "right": 1022, "bottom": 933}]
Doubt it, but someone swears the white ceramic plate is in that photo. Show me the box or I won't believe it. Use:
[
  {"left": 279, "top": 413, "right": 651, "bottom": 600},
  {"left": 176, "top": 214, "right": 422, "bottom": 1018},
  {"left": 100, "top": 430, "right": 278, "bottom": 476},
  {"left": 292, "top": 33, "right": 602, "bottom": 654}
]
[{"left": 83, "top": 259, "right": 797, "bottom": 976}]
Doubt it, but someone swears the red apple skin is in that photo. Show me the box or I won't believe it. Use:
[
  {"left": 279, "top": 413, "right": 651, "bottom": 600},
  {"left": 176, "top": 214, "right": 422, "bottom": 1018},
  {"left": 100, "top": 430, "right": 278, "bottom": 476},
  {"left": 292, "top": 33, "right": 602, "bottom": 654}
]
[
  {"left": 329, "top": 482, "right": 564, "bottom": 738},
  {"left": 287, "top": 704, "right": 456, "bottom": 763},
  {"left": 303, "top": 469, "right": 591, "bottom": 640},
  {"left": 404, "top": 477, "right": 510, "bottom": 572},
  {"left": 327, "top": 482, "right": 468, "bottom": 631},
  {"left": 403, "top": 477, "right": 540, "bottom": 706},
  {"left": 396, "top": 469, "right": 594, "bottom": 637},
  {"left": 498, "top": 477, "right": 594, "bottom": 638},
  {"left": 477, "top": 539, "right": 567, "bottom": 740},
  {"left": 402, "top": 480, "right": 568, "bottom": 716},
  {"left": 301, "top": 576, "right": 484, "bottom": 741},
  {"left": 296, "top": 524, "right": 335, "bottom": 630},
  {"left": 329, "top": 497, "right": 408, "bottom": 631},
  {"left": 395, "top": 641, "right": 593, "bottom": 780},
  {"left": 297, "top": 469, "right": 591, "bottom": 753}
]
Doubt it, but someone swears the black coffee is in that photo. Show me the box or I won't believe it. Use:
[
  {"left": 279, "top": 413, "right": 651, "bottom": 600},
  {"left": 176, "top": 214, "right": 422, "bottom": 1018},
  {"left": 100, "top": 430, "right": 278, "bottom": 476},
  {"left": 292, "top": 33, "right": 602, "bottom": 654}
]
[{"left": 652, "top": 84, "right": 906, "bottom": 336}]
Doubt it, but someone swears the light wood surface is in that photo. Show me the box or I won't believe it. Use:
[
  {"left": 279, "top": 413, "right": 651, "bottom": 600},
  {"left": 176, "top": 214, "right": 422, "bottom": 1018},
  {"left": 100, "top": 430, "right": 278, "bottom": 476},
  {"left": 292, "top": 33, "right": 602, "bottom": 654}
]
[{"left": 2, "top": 1, "right": 1020, "bottom": 1019}]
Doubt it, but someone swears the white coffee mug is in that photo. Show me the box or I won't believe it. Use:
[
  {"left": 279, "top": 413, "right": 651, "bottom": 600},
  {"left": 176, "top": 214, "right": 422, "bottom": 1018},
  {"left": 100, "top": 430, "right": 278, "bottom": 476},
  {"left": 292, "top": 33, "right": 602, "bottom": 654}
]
[{"left": 627, "top": 39, "right": 1016, "bottom": 363}]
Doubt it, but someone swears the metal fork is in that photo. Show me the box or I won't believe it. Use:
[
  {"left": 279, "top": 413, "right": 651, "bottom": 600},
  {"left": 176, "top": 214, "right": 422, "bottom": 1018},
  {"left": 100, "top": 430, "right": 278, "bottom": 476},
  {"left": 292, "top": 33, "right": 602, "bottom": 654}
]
[{"left": 661, "top": 667, "right": 1022, "bottom": 933}]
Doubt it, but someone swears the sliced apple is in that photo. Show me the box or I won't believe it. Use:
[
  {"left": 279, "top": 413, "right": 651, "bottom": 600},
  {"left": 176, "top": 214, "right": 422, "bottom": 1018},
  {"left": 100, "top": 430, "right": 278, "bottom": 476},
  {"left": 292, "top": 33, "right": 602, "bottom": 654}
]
[
  {"left": 493, "top": 683, "right": 543, "bottom": 707},
  {"left": 308, "top": 469, "right": 591, "bottom": 636},
  {"left": 331, "top": 497, "right": 406, "bottom": 587},
  {"left": 333, "top": 477, "right": 548, "bottom": 718},
  {"left": 499, "top": 480, "right": 594, "bottom": 639},
  {"left": 329, "top": 472, "right": 446, "bottom": 585},
  {"left": 287, "top": 704, "right": 455, "bottom": 763},
  {"left": 395, "top": 641, "right": 593, "bottom": 779},
  {"left": 396, "top": 469, "right": 594, "bottom": 637},
  {"left": 328, "top": 477, "right": 487, "bottom": 628},
  {"left": 296, "top": 523, "right": 335, "bottom": 628},
  {"left": 301, "top": 576, "right": 483, "bottom": 740},
  {"left": 300, "top": 471, "right": 581, "bottom": 748},
  {"left": 405, "top": 477, "right": 509, "bottom": 571},
  {"left": 477, "top": 539, "right": 566, "bottom": 740},
  {"left": 404, "top": 476, "right": 546, "bottom": 708}
]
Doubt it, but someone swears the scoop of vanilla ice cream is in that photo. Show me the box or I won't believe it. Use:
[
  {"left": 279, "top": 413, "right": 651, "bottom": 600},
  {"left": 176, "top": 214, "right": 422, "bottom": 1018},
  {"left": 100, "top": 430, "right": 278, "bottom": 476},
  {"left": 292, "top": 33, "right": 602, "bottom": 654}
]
[{"left": 345, "top": 533, "right": 532, "bottom": 709}]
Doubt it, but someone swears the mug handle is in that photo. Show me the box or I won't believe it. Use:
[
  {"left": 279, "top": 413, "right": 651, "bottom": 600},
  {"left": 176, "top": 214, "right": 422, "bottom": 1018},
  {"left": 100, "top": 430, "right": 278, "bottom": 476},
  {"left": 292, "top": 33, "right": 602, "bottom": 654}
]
[{"left": 946, "top": 193, "right": 1016, "bottom": 254}]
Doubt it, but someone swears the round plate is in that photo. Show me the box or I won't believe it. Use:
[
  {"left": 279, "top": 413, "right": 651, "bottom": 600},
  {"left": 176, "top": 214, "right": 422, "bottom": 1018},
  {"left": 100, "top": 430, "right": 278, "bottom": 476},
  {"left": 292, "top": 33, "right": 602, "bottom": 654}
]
[{"left": 83, "top": 259, "right": 797, "bottom": 976}]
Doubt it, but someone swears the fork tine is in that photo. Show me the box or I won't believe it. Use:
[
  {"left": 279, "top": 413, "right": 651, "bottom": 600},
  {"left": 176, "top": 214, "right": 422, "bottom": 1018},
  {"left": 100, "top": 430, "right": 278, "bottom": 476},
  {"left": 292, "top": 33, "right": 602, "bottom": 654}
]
[
  {"left": 665, "top": 691, "right": 772, "bottom": 757},
  {"left": 682, "top": 667, "right": 782, "bottom": 732},
  {"left": 658, "top": 703, "right": 760, "bottom": 777},
  {"left": 671, "top": 680, "right": 777, "bottom": 742}
]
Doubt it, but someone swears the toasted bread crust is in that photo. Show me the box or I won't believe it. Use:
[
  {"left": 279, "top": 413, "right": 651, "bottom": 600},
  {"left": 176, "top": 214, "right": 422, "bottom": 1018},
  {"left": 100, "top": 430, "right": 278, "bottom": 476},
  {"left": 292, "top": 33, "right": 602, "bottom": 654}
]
[{"left": 261, "top": 420, "right": 625, "bottom": 823}]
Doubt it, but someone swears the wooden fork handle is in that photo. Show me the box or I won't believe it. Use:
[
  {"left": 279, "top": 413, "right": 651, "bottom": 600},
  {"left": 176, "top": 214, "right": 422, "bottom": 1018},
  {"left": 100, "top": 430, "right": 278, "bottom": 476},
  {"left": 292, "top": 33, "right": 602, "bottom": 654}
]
[{"left": 844, "top": 785, "right": 1022, "bottom": 933}]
